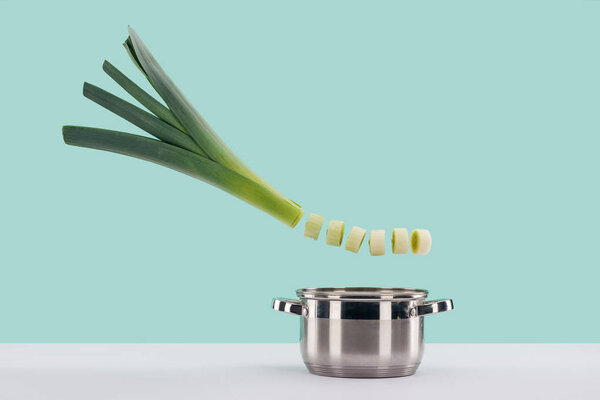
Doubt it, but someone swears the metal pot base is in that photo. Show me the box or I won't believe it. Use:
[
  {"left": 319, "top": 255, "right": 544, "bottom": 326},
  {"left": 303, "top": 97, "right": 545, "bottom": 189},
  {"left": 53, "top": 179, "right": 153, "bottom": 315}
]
[{"left": 305, "top": 363, "right": 420, "bottom": 378}]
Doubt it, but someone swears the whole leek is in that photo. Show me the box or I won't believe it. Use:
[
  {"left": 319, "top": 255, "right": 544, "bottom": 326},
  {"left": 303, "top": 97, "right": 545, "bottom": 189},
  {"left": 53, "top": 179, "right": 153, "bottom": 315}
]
[{"left": 63, "top": 27, "right": 303, "bottom": 227}]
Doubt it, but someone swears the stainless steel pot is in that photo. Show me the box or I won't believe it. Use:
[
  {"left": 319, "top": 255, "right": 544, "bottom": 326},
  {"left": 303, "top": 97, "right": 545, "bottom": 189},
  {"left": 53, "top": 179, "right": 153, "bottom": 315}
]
[{"left": 272, "top": 287, "right": 453, "bottom": 378}]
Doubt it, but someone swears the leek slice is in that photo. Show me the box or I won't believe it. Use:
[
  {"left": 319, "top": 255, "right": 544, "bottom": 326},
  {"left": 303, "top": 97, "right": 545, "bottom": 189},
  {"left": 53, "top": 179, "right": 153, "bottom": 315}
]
[
  {"left": 410, "top": 229, "right": 432, "bottom": 255},
  {"left": 392, "top": 228, "right": 409, "bottom": 254},
  {"left": 369, "top": 230, "right": 385, "bottom": 256},
  {"left": 304, "top": 213, "right": 324, "bottom": 240},
  {"left": 325, "top": 220, "right": 345, "bottom": 246},
  {"left": 345, "top": 226, "right": 366, "bottom": 253}
]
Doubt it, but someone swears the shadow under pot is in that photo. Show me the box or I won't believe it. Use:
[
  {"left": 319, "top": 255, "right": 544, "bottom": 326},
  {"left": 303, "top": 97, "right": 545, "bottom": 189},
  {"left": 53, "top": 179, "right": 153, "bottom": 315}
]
[{"left": 273, "top": 287, "right": 453, "bottom": 378}]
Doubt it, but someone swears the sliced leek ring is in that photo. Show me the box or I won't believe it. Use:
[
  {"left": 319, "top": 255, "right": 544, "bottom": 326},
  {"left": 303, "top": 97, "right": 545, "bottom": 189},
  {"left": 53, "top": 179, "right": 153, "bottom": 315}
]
[
  {"left": 345, "top": 226, "right": 366, "bottom": 253},
  {"left": 392, "top": 228, "right": 409, "bottom": 254},
  {"left": 410, "top": 229, "right": 432, "bottom": 255},
  {"left": 369, "top": 230, "right": 385, "bottom": 256},
  {"left": 303, "top": 213, "right": 324, "bottom": 240},
  {"left": 325, "top": 220, "right": 345, "bottom": 246}
]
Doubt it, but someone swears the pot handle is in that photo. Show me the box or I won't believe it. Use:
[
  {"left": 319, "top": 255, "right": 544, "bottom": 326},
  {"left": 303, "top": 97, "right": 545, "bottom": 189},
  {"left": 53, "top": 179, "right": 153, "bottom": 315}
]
[
  {"left": 272, "top": 298, "right": 305, "bottom": 316},
  {"left": 417, "top": 299, "right": 454, "bottom": 316}
]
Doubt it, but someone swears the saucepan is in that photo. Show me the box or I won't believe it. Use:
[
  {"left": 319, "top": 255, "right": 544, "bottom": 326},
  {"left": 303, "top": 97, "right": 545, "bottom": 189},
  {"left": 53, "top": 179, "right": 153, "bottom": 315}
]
[{"left": 272, "top": 287, "right": 453, "bottom": 378}]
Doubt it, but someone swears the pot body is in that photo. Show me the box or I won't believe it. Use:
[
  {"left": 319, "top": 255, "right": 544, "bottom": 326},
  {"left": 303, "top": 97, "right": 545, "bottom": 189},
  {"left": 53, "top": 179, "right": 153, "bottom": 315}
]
[
  {"left": 273, "top": 287, "right": 453, "bottom": 378},
  {"left": 300, "top": 299, "right": 425, "bottom": 378}
]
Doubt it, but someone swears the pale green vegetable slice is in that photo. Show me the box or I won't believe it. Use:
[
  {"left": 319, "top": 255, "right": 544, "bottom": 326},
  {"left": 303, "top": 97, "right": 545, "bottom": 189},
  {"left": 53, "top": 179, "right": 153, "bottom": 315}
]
[
  {"left": 392, "top": 228, "right": 409, "bottom": 254},
  {"left": 304, "top": 213, "right": 324, "bottom": 240},
  {"left": 325, "top": 220, "right": 345, "bottom": 246},
  {"left": 369, "top": 230, "right": 385, "bottom": 256},
  {"left": 345, "top": 226, "right": 366, "bottom": 253},
  {"left": 411, "top": 229, "right": 432, "bottom": 255}
]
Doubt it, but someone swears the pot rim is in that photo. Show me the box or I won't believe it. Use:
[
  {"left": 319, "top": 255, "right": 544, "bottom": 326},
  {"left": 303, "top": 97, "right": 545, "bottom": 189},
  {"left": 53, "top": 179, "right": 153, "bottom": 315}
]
[{"left": 296, "top": 287, "right": 429, "bottom": 301}]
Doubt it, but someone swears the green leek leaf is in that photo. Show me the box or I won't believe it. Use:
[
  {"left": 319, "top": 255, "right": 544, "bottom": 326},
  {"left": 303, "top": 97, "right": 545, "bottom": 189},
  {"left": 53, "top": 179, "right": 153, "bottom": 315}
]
[
  {"left": 62, "top": 126, "right": 303, "bottom": 227},
  {"left": 123, "top": 36, "right": 148, "bottom": 80},
  {"left": 102, "top": 60, "right": 186, "bottom": 132},
  {"left": 83, "top": 82, "right": 207, "bottom": 157}
]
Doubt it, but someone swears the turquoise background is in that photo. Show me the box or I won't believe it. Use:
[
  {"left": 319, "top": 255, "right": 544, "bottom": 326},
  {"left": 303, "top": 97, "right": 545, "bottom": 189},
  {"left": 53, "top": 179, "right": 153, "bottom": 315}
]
[{"left": 1, "top": 0, "right": 599, "bottom": 342}]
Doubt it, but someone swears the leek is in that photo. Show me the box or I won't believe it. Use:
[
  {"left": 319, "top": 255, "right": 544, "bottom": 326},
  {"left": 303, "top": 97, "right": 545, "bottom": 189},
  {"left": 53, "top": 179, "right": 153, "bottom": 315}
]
[
  {"left": 391, "top": 228, "right": 409, "bottom": 254},
  {"left": 303, "top": 213, "right": 324, "bottom": 240},
  {"left": 63, "top": 27, "right": 303, "bottom": 227},
  {"left": 369, "top": 230, "right": 386, "bottom": 256},
  {"left": 410, "top": 229, "right": 432, "bottom": 255},
  {"left": 345, "top": 226, "right": 367, "bottom": 253},
  {"left": 325, "top": 220, "right": 345, "bottom": 246}
]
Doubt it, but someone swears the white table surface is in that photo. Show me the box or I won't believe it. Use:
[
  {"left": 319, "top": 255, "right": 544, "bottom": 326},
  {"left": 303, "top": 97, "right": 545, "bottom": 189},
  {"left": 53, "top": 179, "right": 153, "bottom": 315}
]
[{"left": 0, "top": 344, "right": 598, "bottom": 399}]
